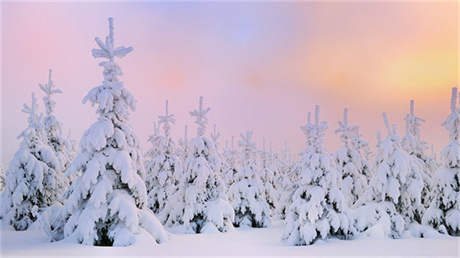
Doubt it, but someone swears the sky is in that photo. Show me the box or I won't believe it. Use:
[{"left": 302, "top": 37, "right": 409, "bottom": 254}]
[{"left": 1, "top": 1, "right": 458, "bottom": 165}]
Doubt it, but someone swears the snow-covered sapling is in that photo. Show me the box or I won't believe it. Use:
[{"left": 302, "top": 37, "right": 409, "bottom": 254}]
[
  {"left": 44, "top": 18, "right": 167, "bottom": 246},
  {"left": 283, "top": 105, "right": 353, "bottom": 245},
  {"left": 334, "top": 108, "right": 369, "bottom": 207},
  {"left": 2, "top": 93, "right": 62, "bottom": 230},
  {"left": 229, "top": 131, "right": 271, "bottom": 228},
  {"left": 145, "top": 100, "right": 183, "bottom": 224},
  {"left": 168, "top": 96, "right": 234, "bottom": 233},
  {"left": 423, "top": 87, "right": 460, "bottom": 236}
]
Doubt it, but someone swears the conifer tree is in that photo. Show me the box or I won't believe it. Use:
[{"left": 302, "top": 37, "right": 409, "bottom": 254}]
[
  {"left": 229, "top": 131, "right": 271, "bottom": 227},
  {"left": 145, "top": 100, "right": 183, "bottom": 223},
  {"left": 401, "top": 100, "right": 437, "bottom": 209},
  {"left": 43, "top": 18, "right": 167, "bottom": 246},
  {"left": 259, "top": 137, "right": 278, "bottom": 213},
  {"left": 2, "top": 94, "right": 61, "bottom": 230},
  {"left": 423, "top": 87, "right": 460, "bottom": 236},
  {"left": 39, "top": 69, "right": 73, "bottom": 196},
  {"left": 360, "top": 113, "right": 426, "bottom": 238},
  {"left": 283, "top": 105, "right": 352, "bottom": 245},
  {"left": 334, "top": 108, "right": 369, "bottom": 207},
  {"left": 169, "top": 96, "right": 234, "bottom": 233}
]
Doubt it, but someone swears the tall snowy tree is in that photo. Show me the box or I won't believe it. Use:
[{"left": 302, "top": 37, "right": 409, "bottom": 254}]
[
  {"left": 39, "top": 69, "right": 73, "bottom": 197},
  {"left": 2, "top": 93, "right": 62, "bottom": 230},
  {"left": 166, "top": 96, "right": 233, "bottom": 233},
  {"left": 358, "top": 113, "right": 426, "bottom": 238},
  {"left": 334, "top": 108, "right": 369, "bottom": 207},
  {"left": 401, "top": 100, "right": 437, "bottom": 209},
  {"left": 43, "top": 18, "right": 167, "bottom": 246},
  {"left": 145, "top": 100, "right": 183, "bottom": 223},
  {"left": 229, "top": 131, "right": 271, "bottom": 228},
  {"left": 283, "top": 105, "right": 353, "bottom": 245},
  {"left": 423, "top": 87, "right": 460, "bottom": 236}
]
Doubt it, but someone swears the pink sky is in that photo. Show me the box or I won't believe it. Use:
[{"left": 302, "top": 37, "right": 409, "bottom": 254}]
[{"left": 1, "top": 2, "right": 458, "bottom": 165}]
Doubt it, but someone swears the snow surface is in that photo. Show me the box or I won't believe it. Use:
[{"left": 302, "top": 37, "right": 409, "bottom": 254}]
[{"left": 1, "top": 220, "right": 458, "bottom": 257}]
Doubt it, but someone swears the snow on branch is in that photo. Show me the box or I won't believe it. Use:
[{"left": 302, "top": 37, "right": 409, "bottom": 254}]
[
  {"left": 190, "top": 96, "right": 210, "bottom": 136},
  {"left": 210, "top": 124, "right": 221, "bottom": 144}
]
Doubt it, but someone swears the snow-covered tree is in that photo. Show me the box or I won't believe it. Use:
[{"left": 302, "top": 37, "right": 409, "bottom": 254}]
[
  {"left": 283, "top": 105, "right": 353, "bottom": 245},
  {"left": 423, "top": 87, "right": 460, "bottom": 236},
  {"left": 0, "top": 165, "right": 5, "bottom": 192},
  {"left": 2, "top": 93, "right": 62, "bottom": 230},
  {"left": 39, "top": 69, "right": 73, "bottom": 197},
  {"left": 177, "top": 125, "right": 189, "bottom": 163},
  {"left": 334, "top": 108, "right": 369, "bottom": 207},
  {"left": 401, "top": 100, "right": 437, "bottom": 209},
  {"left": 359, "top": 113, "right": 426, "bottom": 238},
  {"left": 259, "top": 137, "right": 278, "bottom": 213},
  {"left": 42, "top": 18, "right": 167, "bottom": 246},
  {"left": 277, "top": 141, "right": 297, "bottom": 220},
  {"left": 166, "top": 96, "right": 233, "bottom": 233},
  {"left": 229, "top": 131, "right": 270, "bottom": 228},
  {"left": 145, "top": 100, "right": 183, "bottom": 223},
  {"left": 222, "top": 136, "right": 238, "bottom": 188}
]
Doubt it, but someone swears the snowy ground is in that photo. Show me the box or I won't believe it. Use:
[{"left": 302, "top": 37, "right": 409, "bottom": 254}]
[{"left": 1, "top": 220, "right": 458, "bottom": 257}]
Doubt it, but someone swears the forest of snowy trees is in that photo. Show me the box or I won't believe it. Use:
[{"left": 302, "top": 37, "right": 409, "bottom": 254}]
[{"left": 1, "top": 18, "right": 459, "bottom": 247}]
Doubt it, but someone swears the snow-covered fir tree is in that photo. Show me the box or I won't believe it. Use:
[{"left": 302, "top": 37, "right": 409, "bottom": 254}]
[
  {"left": 222, "top": 136, "right": 238, "bottom": 188},
  {"left": 259, "top": 137, "right": 278, "bottom": 213},
  {"left": 39, "top": 69, "right": 73, "bottom": 197},
  {"left": 334, "top": 108, "right": 369, "bottom": 207},
  {"left": 401, "top": 100, "right": 437, "bottom": 210},
  {"left": 145, "top": 100, "right": 183, "bottom": 224},
  {"left": 177, "top": 125, "right": 189, "bottom": 163},
  {"left": 358, "top": 113, "right": 426, "bottom": 238},
  {"left": 423, "top": 87, "right": 460, "bottom": 236},
  {"left": 283, "top": 105, "right": 353, "bottom": 245},
  {"left": 41, "top": 18, "right": 167, "bottom": 246},
  {"left": 167, "top": 96, "right": 233, "bottom": 233},
  {"left": 229, "top": 131, "right": 271, "bottom": 228},
  {"left": 0, "top": 165, "right": 5, "bottom": 192},
  {"left": 277, "top": 141, "right": 297, "bottom": 220},
  {"left": 2, "top": 93, "right": 62, "bottom": 230}
]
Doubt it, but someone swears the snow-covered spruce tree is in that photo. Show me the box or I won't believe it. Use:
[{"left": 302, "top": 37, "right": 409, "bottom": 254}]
[
  {"left": 0, "top": 165, "right": 5, "bottom": 191},
  {"left": 229, "top": 131, "right": 270, "bottom": 228},
  {"left": 334, "top": 108, "right": 369, "bottom": 207},
  {"left": 222, "top": 136, "right": 238, "bottom": 188},
  {"left": 259, "top": 137, "right": 278, "bottom": 213},
  {"left": 423, "top": 87, "right": 460, "bottom": 236},
  {"left": 2, "top": 93, "right": 62, "bottom": 230},
  {"left": 282, "top": 105, "right": 353, "bottom": 245},
  {"left": 177, "top": 125, "right": 189, "bottom": 164},
  {"left": 45, "top": 18, "right": 167, "bottom": 246},
  {"left": 168, "top": 96, "right": 234, "bottom": 233},
  {"left": 401, "top": 100, "right": 437, "bottom": 210},
  {"left": 277, "top": 141, "right": 297, "bottom": 220},
  {"left": 145, "top": 100, "right": 183, "bottom": 223},
  {"left": 358, "top": 113, "right": 426, "bottom": 238},
  {"left": 39, "top": 69, "right": 73, "bottom": 197}
]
